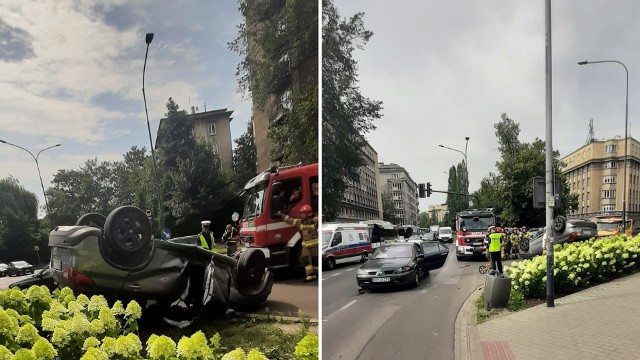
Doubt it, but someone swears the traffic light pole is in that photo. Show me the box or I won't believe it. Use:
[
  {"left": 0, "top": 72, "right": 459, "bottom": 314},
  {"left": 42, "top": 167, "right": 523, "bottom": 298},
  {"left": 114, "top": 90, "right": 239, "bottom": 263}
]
[{"left": 429, "top": 189, "right": 481, "bottom": 208}]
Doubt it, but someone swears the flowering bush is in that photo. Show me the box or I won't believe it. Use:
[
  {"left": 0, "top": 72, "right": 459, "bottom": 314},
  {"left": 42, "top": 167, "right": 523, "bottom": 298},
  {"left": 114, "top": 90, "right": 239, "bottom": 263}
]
[
  {"left": 0, "top": 286, "right": 317, "bottom": 359},
  {"left": 506, "top": 235, "right": 640, "bottom": 299}
]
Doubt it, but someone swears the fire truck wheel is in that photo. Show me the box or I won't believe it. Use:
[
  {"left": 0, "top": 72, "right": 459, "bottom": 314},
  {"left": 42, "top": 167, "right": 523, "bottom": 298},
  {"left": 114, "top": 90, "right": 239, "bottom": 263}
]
[
  {"left": 553, "top": 215, "right": 567, "bottom": 235},
  {"left": 104, "top": 206, "right": 152, "bottom": 254},
  {"left": 237, "top": 248, "right": 266, "bottom": 288},
  {"left": 76, "top": 213, "right": 106, "bottom": 229},
  {"left": 519, "top": 238, "right": 529, "bottom": 252}
]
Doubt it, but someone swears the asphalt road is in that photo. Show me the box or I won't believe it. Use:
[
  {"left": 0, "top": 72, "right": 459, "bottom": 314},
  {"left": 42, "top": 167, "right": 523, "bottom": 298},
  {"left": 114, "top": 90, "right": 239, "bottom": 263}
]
[{"left": 322, "top": 243, "right": 488, "bottom": 360}]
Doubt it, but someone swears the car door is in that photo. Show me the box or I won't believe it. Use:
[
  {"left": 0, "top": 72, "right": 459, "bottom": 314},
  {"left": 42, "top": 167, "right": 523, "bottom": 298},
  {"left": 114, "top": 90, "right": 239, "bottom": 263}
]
[
  {"left": 413, "top": 243, "right": 427, "bottom": 276},
  {"left": 423, "top": 242, "right": 448, "bottom": 270}
]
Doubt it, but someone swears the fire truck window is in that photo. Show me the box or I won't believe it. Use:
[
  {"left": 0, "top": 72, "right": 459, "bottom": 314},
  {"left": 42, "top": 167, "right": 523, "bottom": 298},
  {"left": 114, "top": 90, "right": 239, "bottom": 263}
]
[
  {"left": 310, "top": 176, "right": 319, "bottom": 212},
  {"left": 274, "top": 177, "right": 303, "bottom": 217}
]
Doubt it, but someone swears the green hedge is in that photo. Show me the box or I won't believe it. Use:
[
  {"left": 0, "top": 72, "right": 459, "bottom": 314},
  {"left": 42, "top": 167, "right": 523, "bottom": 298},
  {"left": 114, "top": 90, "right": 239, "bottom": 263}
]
[
  {"left": 506, "top": 235, "right": 640, "bottom": 299},
  {"left": 0, "top": 286, "right": 318, "bottom": 360}
]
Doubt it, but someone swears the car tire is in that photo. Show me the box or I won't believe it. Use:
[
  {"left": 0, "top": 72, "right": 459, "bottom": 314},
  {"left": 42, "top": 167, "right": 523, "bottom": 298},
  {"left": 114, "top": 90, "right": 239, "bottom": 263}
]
[
  {"left": 327, "top": 257, "right": 336, "bottom": 270},
  {"left": 104, "top": 206, "right": 152, "bottom": 254},
  {"left": 456, "top": 255, "right": 463, "bottom": 261},
  {"left": 76, "top": 213, "right": 107, "bottom": 229},
  {"left": 553, "top": 215, "right": 567, "bottom": 235},
  {"left": 412, "top": 270, "right": 419, "bottom": 287},
  {"left": 519, "top": 238, "right": 530, "bottom": 252},
  {"left": 237, "top": 248, "right": 266, "bottom": 288}
]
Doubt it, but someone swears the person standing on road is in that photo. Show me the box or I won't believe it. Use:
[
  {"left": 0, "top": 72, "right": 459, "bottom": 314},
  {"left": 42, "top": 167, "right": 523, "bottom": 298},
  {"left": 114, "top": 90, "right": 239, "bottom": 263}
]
[
  {"left": 222, "top": 224, "right": 241, "bottom": 256},
  {"left": 488, "top": 226, "right": 504, "bottom": 276},
  {"left": 198, "top": 220, "right": 214, "bottom": 250},
  {"left": 278, "top": 204, "right": 318, "bottom": 282}
]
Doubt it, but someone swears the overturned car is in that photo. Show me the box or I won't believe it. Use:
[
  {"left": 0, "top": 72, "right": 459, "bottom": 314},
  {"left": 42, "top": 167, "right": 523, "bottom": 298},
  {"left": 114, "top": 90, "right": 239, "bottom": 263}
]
[{"left": 48, "top": 206, "right": 273, "bottom": 312}]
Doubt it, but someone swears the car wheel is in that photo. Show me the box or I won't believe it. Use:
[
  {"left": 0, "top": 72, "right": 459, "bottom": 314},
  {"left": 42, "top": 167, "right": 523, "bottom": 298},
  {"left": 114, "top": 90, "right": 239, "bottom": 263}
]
[
  {"left": 237, "top": 248, "right": 266, "bottom": 288},
  {"left": 519, "top": 238, "right": 530, "bottom": 251},
  {"left": 456, "top": 255, "right": 463, "bottom": 261},
  {"left": 104, "top": 206, "right": 152, "bottom": 254},
  {"left": 412, "top": 270, "right": 419, "bottom": 287},
  {"left": 76, "top": 213, "right": 107, "bottom": 229},
  {"left": 553, "top": 215, "right": 567, "bottom": 235},
  {"left": 327, "top": 258, "right": 336, "bottom": 270}
]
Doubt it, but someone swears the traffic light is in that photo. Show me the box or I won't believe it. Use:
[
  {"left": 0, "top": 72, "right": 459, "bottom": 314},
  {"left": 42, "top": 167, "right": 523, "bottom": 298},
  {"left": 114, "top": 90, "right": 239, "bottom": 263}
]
[
  {"left": 426, "top": 182, "right": 432, "bottom": 197},
  {"left": 419, "top": 183, "right": 426, "bottom": 198}
]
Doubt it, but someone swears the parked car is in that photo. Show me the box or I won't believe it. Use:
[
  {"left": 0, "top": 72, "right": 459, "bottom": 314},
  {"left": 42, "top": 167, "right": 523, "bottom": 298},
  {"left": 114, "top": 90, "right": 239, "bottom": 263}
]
[
  {"left": 631, "top": 226, "right": 640, "bottom": 237},
  {"left": 9, "top": 265, "right": 56, "bottom": 291},
  {"left": 8, "top": 261, "right": 33, "bottom": 276},
  {"left": 49, "top": 206, "right": 273, "bottom": 312},
  {"left": 518, "top": 219, "right": 597, "bottom": 259},
  {"left": 0, "top": 263, "right": 8, "bottom": 277},
  {"left": 356, "top": 241, "right": 447, "bottom": 290}
]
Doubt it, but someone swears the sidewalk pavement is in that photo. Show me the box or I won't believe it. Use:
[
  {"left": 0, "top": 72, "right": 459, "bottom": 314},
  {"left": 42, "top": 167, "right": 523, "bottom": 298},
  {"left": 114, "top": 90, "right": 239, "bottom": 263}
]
[{"left": 455, "top": 271, "right": 640, "bottom": 360}]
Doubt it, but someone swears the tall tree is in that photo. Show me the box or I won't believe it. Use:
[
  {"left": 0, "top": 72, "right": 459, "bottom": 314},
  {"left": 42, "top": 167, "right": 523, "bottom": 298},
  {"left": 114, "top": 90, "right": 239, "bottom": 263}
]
[
  {"left": 322, "top": 0, "right": 382, "bottom": 220},
  {"left": 233, "top": 121, "right": 258, "bottom": 189},
  {"left": 229, "top": 0, "right": 318, "bottom": 164},
  {"left": 419, "top": 211, "right": 430, "bottom": 228},
  {"left": 0, "top": 177, "right": 39, "bottom": 261},
  {"left": 445, "top": 164, "right": 468, "bottom": 227},
  {"left": 381, "top": 193, "right": 396, "bottom": 223}
]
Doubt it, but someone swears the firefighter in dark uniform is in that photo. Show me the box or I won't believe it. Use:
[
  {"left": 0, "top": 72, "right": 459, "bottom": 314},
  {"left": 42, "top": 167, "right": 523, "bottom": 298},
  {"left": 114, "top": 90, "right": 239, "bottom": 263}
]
[
  {"left": 278, "top": 204, "right": 318, "bottom": 282},
  {"left": 198, "top": 220, "right": 214, "bottom": 250},
  {"left": 222, "top": 224, "right": 240, "bottom": 256}
]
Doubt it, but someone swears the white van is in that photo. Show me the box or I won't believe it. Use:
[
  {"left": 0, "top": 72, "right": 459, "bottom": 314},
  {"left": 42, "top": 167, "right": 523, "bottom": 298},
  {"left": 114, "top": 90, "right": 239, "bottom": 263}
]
[
  {"left": 438, "top": 226, "right": 453, "bottom": 243},
  {"left": 322, "top": 223, "right": 373, "bottom": 270}
]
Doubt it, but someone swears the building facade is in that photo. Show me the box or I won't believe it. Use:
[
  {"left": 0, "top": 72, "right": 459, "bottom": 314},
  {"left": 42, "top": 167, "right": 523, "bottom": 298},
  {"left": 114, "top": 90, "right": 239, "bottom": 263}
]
[
  {"left": 378, "top": 163, "right": 420, "bottom": 226},
  {"left": 428, "top": 204, "right": 448, "bottom": 224},
  {"left": 336, "top": 142, "right": 383, "bottom": 223},
  {"left": 156, "top": 107, "right": 234, "bottom": 172},
  {"left": 561, "top": 136, "right": 640, "bottom": 221}
]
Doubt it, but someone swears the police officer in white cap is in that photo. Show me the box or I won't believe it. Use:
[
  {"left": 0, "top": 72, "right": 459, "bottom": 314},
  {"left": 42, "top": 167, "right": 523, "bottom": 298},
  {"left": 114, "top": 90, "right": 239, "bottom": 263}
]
[{"left": 198, "top": 220, "right": 214, "bottom": 250}]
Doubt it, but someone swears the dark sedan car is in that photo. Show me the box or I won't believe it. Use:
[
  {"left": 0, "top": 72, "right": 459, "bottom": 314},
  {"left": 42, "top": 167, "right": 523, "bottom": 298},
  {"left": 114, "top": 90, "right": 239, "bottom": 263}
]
[
  {"left": 8, "top": 261, "right": 33, "bottom": 276},
  {"left": 356, "top": 241, "right": 448, "bottom": 290},
  {"left": 0, "top": 263, "right": 8, "bottom": 277},
  {"left": 9, "top": 265, "right": 56, "bottom": 291},
  {"left": 49, "top": 206, "right": 273, "bottom": 313}
]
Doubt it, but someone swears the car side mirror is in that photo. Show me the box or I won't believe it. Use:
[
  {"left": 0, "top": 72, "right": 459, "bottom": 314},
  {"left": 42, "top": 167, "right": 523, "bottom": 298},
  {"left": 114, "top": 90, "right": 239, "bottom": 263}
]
[{"left": 231, "top": 212, "right": 240, "bottom": 222}]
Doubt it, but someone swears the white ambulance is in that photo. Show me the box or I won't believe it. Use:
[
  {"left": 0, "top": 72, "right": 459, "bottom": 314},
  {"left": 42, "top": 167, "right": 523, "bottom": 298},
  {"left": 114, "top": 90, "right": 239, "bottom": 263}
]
[{"left": 322, "top": 223, "right": 373, "bottom": 271}]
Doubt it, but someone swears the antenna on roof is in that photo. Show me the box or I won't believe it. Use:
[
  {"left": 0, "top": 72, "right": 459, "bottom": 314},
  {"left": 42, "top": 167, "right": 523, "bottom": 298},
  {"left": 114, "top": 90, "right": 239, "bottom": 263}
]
[
  {"left": 586, "top": 118, "right": 595, "bottom": 144},
  {"left": 204, "top": 103, "right": 206, "bottom": 112}
]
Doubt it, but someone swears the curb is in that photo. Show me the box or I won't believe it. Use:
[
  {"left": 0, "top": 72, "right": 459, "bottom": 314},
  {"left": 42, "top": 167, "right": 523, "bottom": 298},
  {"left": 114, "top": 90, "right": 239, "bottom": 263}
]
[
  {"left": 238, "top": 313, "right": 319, "bottom": 325},
  {"left": 454, "top": 286, "right": 484, "bottom": 360}
]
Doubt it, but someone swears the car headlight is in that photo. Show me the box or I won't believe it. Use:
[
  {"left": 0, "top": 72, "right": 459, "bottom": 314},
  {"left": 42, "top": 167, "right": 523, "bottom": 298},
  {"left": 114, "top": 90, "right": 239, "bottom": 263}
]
[
  {"left": 393, "top": 266, "right": 413, "bottom": 274},
  {"left": 357, "top": 269, "right": 368, "bottom": 275}
]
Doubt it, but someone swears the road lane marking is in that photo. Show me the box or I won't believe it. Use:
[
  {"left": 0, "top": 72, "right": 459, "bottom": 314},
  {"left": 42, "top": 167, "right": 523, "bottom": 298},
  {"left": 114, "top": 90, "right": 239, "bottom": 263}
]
[
  {"left": 345, "top": 268, "right": 355, "bottom": 271},
  {"left": 338, "top": 299, "right": 358, "bottom": 312},
  {"left": 331, "top": 273, "right": 341, "bottom": 277}
]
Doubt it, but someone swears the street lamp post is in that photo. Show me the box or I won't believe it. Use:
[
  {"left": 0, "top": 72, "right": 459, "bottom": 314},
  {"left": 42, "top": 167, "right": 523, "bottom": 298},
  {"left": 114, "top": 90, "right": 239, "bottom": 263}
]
[
  {"left": 0, "top": 140, "right": 61, "bottom": 215},
  {"left": 578, "top": 60, "right": 629, "bottom": 230},
  {"left": 439, "top": 137, "right": 470, "bottom": 195},
  {"left": 142, "top": 32, "right": 164, "bottom": 233}
]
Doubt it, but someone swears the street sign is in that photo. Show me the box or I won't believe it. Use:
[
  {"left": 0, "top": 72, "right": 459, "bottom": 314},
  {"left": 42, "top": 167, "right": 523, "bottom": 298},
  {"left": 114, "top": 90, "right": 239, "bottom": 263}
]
[{"left": 533, "top": 177, "right": 562, "bottom": 208}]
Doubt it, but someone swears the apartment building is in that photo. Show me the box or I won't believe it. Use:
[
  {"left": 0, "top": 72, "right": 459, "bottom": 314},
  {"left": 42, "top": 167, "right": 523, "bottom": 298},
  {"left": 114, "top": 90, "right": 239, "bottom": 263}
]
[
  {"left": 561, "top": 136, "right": 640, "bottom": 221},
  {"left": 378, "top": 163, "right": 420, "bottom": 226},
  {"left": 336, "top": 142, "right": 383, "bottom": 222}
]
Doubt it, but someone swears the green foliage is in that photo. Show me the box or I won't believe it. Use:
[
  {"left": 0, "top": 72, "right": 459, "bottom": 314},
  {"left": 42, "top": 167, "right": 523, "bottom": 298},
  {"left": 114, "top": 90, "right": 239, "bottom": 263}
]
[
  {"left": 321, "top": 0, "right": 382, "bottom": 220},
  {"left": 445, "top": 163, "right": 468, "bottom": 227},
  {"left": 232, "top": 121, "right": 258, "bottom": 189},
  {"left": 419, "top": 212, "right": 430, "bottom": 229},
  {"left": 474, "top": 113, "right": 578, "bottom": 227},
  {"left": 0, "top": 177, "right": 39, "bottom": 261},
  {"left": 0, "top": 286, "right": 315, "bottom": 359},
  {"left": 507, "top": 235, "right": 640, "bottom": 299},
  {"left": 381, "top": 193, "right": 396, "bottom": 223},
  {"left": 229, "top": 0, "right": 318, "bottom": 165},
  {"left": 475, "top": 293, "right": 500, "bottom": 324}
]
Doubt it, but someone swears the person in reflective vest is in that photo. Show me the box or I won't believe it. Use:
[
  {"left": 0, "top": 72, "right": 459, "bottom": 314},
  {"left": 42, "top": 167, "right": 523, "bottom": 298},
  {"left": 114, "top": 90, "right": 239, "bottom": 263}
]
[
  {"left": 198, "top": 220, "right": 214, "bottom": 250},
  {"left": 279, "top": 204, "right": 318, "bottom": 282},
  {"left": 222, "top": 224, "right": 240, "bottom": 256},
  {"left": 488, "top": 226, "right": 504, "bottom": 276}
]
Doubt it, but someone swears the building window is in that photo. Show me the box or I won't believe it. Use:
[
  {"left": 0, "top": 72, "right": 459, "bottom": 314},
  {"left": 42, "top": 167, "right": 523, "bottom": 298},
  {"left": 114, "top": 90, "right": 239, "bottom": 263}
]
[
  {"left": 604, "top": 161, "right": 617, "bottom": 169},
  {"left": 605, "top": 144, "right": 617, "bottom": 153},
  {"left": 604, "top": 175, "right": 617, "bottom": 184},
  {"left": 603, "top": 204, "right": 616, "bottom": 212},
  {"left": 208, "top": 123, "right": 216, "bottom": 135},
  {"left": 603, "top": 190, "right": 616, "bottom": 198}
]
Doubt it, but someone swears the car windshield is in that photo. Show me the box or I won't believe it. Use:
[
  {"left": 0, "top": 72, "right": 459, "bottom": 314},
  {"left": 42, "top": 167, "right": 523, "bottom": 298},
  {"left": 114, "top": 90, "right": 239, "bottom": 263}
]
[
  {"left": 242, "top": 183, "right": 267, "bottom": 221},
  {"left": 597, "top": 223, "right": 620, "bottom": 231},
  {"left": 459, "top": 216, "right": 494, "bottom": 231},
  {"left": 439, "top": 228, "right": 452, "bottom": 235},
  {"left": 372, "top": 245, "right": 413, "bottom": 259},
  {"left": 322, "top": 232, "right": 332, "bottom": 246}
]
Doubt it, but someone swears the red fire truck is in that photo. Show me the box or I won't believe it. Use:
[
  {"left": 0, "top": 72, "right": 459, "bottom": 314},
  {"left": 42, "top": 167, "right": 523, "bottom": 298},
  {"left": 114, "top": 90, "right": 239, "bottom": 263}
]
[
  {"left": 455, "top": 208, "right": 496, "bottom": 260},
  {"left": 238, "top": 163, "right": 319, "bottom": 270}
]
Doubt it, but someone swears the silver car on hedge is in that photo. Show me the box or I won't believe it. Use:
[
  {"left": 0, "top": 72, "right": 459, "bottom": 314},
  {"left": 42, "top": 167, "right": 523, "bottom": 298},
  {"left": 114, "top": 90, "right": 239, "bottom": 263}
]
[
  {"left": 49, "top": 206, "right": 273, "bottom": 311},
  {"left": 518, "top": 218, "right": 597, "bottom": 259}
]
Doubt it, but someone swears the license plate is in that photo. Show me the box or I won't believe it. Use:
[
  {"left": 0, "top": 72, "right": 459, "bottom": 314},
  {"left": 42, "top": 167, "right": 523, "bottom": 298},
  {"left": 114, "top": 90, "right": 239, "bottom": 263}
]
[
  {"left": 473, "top": 242, "right": 482, "bottom": 246},
  {"left": 372, "top": 277, "right": 390, "bottom": 282},
  {"left": 583, "top": 231, "right": 593, "bottom": 235},
  {"left": 52, "top": 259, "right": 62, "bottom": 271}
]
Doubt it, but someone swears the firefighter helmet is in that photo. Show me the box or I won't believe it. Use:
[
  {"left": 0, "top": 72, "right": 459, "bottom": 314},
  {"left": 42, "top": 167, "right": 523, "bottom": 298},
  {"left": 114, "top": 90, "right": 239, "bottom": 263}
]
[{"left": 300, "top": 204, "right": 313, "bottom": 214}]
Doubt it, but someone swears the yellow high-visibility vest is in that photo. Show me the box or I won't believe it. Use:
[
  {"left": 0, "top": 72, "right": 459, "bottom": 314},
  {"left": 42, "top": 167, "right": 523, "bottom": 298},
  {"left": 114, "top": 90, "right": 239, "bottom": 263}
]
[
  {"left": 489, "top": 233, "right": 502, "bottom": 252},
  {"left": 199, "top": 233, "right": 213, "bottom": 249}
]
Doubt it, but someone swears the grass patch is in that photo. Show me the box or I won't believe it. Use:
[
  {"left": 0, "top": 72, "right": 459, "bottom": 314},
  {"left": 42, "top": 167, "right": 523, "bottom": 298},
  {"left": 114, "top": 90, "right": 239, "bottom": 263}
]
[{"left": 475, "top": 293, "right": 501, "bottom": 324}]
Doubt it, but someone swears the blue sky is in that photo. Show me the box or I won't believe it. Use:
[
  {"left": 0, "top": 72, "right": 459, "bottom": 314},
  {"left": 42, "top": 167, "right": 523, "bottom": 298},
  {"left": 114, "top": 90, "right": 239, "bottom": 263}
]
[
  {"left": 335, "top": 0, "right": 640, "bottom": 212},
  {"left": 0, "top": 0, "right": 252, "bottom": 217}
]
